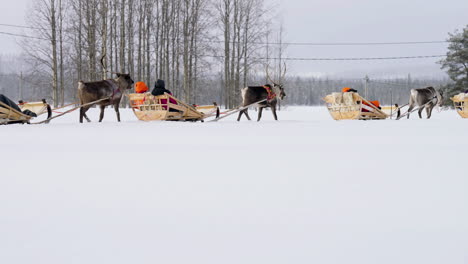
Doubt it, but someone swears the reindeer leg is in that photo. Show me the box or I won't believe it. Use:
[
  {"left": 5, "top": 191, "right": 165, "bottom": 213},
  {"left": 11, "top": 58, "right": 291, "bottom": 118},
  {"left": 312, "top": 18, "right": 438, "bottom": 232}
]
[
  {"left": 407, "top": 105, "right": 414, "bottom": 119},
  {"left": 80, "top": 106, "right": 91, "bottom": 123},
  {"left": 237, "top": 109, "right": 244, "bottom": 121},
  {"left": 83, "top": 113, "right": 91, "bottom": 122},
  {"left": 426, "top": 106, "right": 433, "bottom": 119},
  {"left": 407, "top": 96, "right": 415, "bottom": 119},
  {"left": 79, "top": 107, "right": 84, "bottom": 123},
  {"left": 418, "top": 107, "right": 424, "bottom": 119},
  {"left": 114, "top": 104, "right": 121, "bottom": 122},
  {"left": 271, "top": 106, "right": 278, "bottom": 121},
  {"left": 99, "top": 105, "right": 106, "bottom": 122},
  {"left": 257, "top": 107, "right": 264, "bottom": 122},
  {"left": 244, "top": 109, "right": 251, "bottom": 121}
]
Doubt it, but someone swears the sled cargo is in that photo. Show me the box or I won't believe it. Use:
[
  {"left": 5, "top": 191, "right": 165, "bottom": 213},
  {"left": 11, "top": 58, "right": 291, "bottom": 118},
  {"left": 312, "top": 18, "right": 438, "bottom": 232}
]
[
  {"left": 128, "top": 93, "right": 219, "bottom": 121},
  {"left": 0, "top": 101, "right": 50, "bottom": 125},
  {"left": 451, "top": 93, "right": 468, "bottom": 118},
  {"left": 323, "top": 92, "right": 388, "bottom": 120}
]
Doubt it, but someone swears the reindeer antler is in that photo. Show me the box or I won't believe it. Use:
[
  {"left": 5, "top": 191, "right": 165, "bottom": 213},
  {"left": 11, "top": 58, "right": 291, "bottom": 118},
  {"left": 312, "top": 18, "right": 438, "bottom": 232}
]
[
  {"left": 100, "top": 54, "right": 108, "bottom": 72},
  {"left": 265, "top": 63, "right": 276, "bottom": 85},
  {"left": 281, "top": 62, "right": 287, "bottom": 81},
  {"left": 265, "top": 62, "right": 287, "bottom": 85},
  {"left": 100, "top": 53, "right": 118, "bottom": 75}
]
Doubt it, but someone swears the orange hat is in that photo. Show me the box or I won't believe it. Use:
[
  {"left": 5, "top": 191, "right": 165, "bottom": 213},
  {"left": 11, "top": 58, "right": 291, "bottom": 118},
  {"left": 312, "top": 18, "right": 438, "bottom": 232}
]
[
  {"left": 342, "top": 87, "right": 351, "bottom": 93},
  {"left": 135, "top": 81, "right": 149, "bottom": 93}
]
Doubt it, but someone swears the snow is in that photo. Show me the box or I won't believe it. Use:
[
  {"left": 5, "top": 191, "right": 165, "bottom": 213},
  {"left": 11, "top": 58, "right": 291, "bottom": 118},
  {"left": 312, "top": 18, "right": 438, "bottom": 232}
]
[{"left": 0, "top": 106, "right": 467, "bottom": 264}]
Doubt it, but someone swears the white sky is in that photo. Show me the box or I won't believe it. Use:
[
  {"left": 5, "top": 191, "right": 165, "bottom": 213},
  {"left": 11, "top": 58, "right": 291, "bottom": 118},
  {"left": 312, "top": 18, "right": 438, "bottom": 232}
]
[
  {"left": 275, "top": 0, "right": 468, "bottom": 78},
  {"left": 0, "top": 0, "right": 30, "bottom": 52},
  {"left": 0, "top": 0, "right": 467, "bottom": 77}
]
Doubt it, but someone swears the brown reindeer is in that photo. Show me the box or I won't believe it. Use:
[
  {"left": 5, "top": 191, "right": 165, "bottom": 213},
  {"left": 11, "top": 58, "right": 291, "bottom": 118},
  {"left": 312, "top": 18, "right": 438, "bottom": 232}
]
[
  {"left": 77, "top": 57, "right": 134, "bottom": 123},
  {"left": 237, "top": 64, "right": 287, "bottom": 122}
]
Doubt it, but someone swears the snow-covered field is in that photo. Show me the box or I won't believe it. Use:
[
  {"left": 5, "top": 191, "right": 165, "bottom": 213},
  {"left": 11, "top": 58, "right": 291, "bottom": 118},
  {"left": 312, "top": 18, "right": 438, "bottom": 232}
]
[{"left": 1, "top": 106, "right": 467, "bottom": 264}]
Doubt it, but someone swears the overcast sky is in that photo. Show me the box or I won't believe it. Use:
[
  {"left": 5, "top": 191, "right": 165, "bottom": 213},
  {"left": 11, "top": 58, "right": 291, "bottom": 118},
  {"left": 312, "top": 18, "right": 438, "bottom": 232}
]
[{"left": 0, "top": 0, "right": 467, "bottom": 78}]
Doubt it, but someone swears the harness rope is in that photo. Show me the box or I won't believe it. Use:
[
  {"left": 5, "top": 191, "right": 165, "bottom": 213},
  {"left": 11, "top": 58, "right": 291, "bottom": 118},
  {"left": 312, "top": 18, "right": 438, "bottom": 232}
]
[
  {"left": 30, "top": 97, "right": 112, "bottom": 125},
  {"left": 208, "top": 99, "right": 268, "bottom": 122}
]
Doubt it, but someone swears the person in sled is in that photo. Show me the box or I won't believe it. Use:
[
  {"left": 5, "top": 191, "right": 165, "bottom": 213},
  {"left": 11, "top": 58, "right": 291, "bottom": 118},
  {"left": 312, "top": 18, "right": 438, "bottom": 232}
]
[
  {"left": 0, "top": 94, "right": 37, "bottom": 117},
  {"left": 151, "top": 79, "right": 178, "bottom": 111},
  {"left": 362, "top": 100, "right": 382, "bottom": 112},
  {"left": 135, "top": 81, "right": 149, "bottom": 94}
]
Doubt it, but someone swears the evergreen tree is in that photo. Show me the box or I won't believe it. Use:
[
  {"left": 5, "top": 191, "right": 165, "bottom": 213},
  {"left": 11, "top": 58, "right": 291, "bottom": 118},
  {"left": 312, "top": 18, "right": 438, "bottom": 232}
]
[{"left": 440, "top": 25, "right": 468, "bottom": 97}]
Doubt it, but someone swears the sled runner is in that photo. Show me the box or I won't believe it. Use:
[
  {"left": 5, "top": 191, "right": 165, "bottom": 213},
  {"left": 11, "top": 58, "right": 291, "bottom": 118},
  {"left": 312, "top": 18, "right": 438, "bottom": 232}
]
[
  {"left": 323, "top": 92, "right": 388, "bottom": 120},
  {"left": 451, "top": 93, "right": 468, "bottom": 118},
  {"left": 128, "top": 93, "right": 219, "bottom": 121}
]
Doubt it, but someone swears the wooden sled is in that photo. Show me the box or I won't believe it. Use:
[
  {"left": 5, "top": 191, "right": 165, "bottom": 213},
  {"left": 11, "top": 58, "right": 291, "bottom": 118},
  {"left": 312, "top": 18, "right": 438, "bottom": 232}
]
[
  {"left": 0, "top": 100, "right": 52, "bottom": 125},
  {"left": 128, "top": 93, "right": 219, "bottom": 122},
  {"left": 451, "top": 93, "right": 468, "bottom": 118},
  {"left": 323, "top": 92, "right": 388, "bottom": 120},
  {"left": 0, "top": 101, "right": 33, "bottom": 125}
]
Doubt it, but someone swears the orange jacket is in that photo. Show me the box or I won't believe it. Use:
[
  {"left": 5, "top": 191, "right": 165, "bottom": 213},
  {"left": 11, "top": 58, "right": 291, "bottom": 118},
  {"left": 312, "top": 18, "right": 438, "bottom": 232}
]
[
  {"left": 363, "top": 100, "right": 380, "bottom": 108},
  {"left": 135, "top": 82, "right": 149, "bottom": 93}
]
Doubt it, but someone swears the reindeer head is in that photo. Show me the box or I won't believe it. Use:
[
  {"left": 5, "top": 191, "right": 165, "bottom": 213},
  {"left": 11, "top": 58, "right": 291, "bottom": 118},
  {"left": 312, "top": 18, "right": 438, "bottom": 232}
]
[
  {"left": 273, "top": 83, "right": 286, "bottom": 100},
  {"left": 266, "top": 63, "right": 287, "bottom": 100},
  {"left": 115, "top": 73, "right": 135, "bottom": 90},
  {"left": 437, "top": 89, "right": 444, "bottom": 107}
]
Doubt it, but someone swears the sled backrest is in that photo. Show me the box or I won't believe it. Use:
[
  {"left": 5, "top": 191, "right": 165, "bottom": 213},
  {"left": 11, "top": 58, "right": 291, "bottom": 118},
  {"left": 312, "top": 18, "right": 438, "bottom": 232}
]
[{"left": 19, "top": 102, "right": 48, "bottom": 116}]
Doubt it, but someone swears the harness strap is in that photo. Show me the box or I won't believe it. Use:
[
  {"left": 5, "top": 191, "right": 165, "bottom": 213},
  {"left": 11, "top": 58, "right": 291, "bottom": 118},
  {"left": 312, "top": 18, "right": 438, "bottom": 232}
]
[
  {"left": 105, "top": 80, "right": 120, "bottom": 100},
  {"left": 263, "top": 85, "right": 277, "bottom": 101}
]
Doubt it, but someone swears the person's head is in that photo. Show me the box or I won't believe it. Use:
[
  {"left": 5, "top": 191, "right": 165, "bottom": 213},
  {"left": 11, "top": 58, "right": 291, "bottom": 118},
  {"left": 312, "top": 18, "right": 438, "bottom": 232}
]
[
  {"left": 155, "top": 79, "right": 165, "bottom": 89},
  {"left": 135, "top": 82, "right": 149, "bottom": 93},
  {"left": 342, "top": 87, "right": 357, "bottom": 93}
]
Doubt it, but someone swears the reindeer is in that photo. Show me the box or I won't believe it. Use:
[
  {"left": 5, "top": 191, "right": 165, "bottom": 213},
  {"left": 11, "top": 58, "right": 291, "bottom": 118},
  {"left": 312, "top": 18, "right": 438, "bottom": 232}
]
[
  {"left": 237, "top": 64, "right": 287, "bottom": 122},
  {"left": 405, "top": 87, "right": 443, "bottom": 119},
  {"left": 77, "top": 56, "right": 134, "bottom": 123}
]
